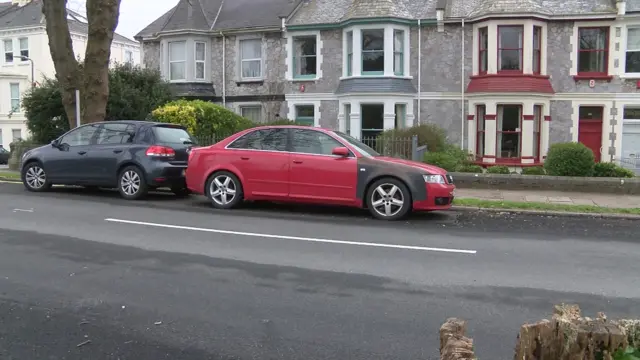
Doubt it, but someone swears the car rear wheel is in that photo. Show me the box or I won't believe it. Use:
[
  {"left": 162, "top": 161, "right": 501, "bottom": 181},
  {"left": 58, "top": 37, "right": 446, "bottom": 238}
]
[
  {"left": 22, "top": 162, "right": 52, "bottom": 192},
  {"left": 118, "top": 166, "right": 148, "bottom": 200},
  {"left": 366, "top": 177, "right": 412, "bottom": 221},
  {"left": 205, "top": 171, "right": 243, "bottom": 209}
]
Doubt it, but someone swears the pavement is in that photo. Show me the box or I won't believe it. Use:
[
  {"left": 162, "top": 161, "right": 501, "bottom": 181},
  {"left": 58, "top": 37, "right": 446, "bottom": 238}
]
[
  {"left": 0, "top": 182, "right": 640, "bottom": 360},
  {"left": 455, "top": 188, "right": 640, "bottom": 208}
]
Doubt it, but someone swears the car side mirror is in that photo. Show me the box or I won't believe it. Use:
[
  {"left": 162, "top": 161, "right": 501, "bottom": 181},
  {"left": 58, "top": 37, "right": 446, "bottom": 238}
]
[
  {"left": 50, "top": 139, "right": 59, "bottom": 148},
  {"left": 332, "top": 146, "right": 349, "bottom": 157}
]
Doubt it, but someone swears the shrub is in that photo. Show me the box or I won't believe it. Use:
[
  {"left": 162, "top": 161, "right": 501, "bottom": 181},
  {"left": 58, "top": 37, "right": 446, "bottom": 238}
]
[
  {"left": 544, "top": 142, "right": 595, "bottom": 177},
  {"left": 257, "top": 118, "right": 311, "bottom": 126},
  {"left": 423, "top": 145, "right": 471, "bottom": 171},
  {"left": 23, "top": 63, "right": 173, "bottom": 144},
  {"left": 521, "top": 166, "right": 546, "bottom": 175},
  {"left": 486, "top": 165, "right": 510, "bottom": 174},
  {"left": 151, "top": 100, "right": 254, "bottom": 140},
  {"left": 378, "top": 124, "right": 448, "bottom": 152},
  {"left": 593, "top": 162, "right": 635, "bottom": 178},
  {"left": 456, "top": 164, "right": 484, "bottom": 173}
]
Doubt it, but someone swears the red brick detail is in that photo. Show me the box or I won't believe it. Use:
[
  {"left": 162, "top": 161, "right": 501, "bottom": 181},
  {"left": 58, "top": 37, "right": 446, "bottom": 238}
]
[
  {"left": 482, "top": 155, "right": 496, "bottom": 158},
  {"left": 521, "top": 156, "right": 536, "bottom": 159},
  {"left": 572, "top": 75, "right": 613, "bottom": 82},
  {"left": 467, "top": 114, "right": 475, "bottom": 120},
  {"left": 523, "top": 115, "right": 535, "bottom": 120},
  {"left": 485, "top": 114, "right": 497, "bottom": 120},
  {"left": 466, "top": 74, "right": 555, "bottom": 94},
  {"left": 544, "top": 115, "right": 551, "bottom": 121}
]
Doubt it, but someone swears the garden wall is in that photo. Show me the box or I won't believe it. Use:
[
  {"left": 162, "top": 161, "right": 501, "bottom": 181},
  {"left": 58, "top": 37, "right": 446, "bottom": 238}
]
[{"left": 449, "top": 172, "right": 640, "bottom": 195}]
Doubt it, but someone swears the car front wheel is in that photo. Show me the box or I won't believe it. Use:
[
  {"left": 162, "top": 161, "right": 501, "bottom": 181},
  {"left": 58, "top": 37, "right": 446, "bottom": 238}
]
[
  {"left": 366, "top": 177, "right": 412, "bottom": 221},
  {"left": 22, "top": 162, "right": 52, "bottom": 192},
  {"left": 118, "top": 166, "right": 148, "bottom": 200},
  {"left": 205, "top": 171, "right": 243, "bottom": 209}
]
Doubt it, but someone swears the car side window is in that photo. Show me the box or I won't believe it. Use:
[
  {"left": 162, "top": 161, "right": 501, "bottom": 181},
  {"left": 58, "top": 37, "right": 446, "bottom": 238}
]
[
  {"left": 96, "top": 123, "right": 134, "bottom": 145},
  {"left": 291, "top": 129, "right": 345, "bottom": 156},
  {"left": 58, "top": 124, "right": 101, "bottom": 147},
  {"left": 229, "top": 129, "right": 288, "bottom": 151}
]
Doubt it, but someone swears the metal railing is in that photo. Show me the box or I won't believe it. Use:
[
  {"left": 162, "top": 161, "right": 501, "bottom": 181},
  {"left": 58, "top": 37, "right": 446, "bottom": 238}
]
[
  {"left": 195, "top": 134, "right": 425, "bottom": 161},
  {"left": 619, "top": 154, "right": 640, "bottom": 175}
]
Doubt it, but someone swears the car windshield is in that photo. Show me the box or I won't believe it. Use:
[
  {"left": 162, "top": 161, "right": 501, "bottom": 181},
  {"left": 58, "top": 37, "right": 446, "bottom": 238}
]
[
  {"left": 0, "top": 147, "right": 7, "bottom": 153},
  {"left": 152, "top": 126, "right": 196, "bottom": 145},
  {"left": 332, "top": 131, "right": 380, "bottom": 157}
]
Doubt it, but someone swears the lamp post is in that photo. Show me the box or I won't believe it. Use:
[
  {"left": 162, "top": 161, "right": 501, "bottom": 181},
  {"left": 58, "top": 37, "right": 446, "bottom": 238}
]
[{"left": 15, "top": 55, "right": 34, "bottom": 88}]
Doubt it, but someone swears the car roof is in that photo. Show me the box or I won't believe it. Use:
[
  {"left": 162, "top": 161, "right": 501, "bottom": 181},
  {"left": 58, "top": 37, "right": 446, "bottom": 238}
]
[
  {"left": 248, "top": 125, "right": 334, "bottom": 132},
  {"left": 83, "top": 120, "right": 182, "bottom": 127}
]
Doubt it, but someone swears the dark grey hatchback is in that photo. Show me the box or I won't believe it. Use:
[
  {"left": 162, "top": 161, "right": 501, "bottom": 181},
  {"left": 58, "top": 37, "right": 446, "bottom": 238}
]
[{"left": 20, "top": 121, "right": 195, "bottom": 200}]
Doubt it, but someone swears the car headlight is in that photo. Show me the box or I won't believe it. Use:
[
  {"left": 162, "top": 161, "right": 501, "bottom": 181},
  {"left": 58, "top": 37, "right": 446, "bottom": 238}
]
[{"left": 423, "top": 174, "right": 445, "bottom": 184}]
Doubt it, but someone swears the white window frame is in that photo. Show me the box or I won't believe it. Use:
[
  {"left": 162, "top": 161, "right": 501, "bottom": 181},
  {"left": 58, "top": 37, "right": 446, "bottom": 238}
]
[
  {"left": 471, "top": 19, "right": 548, "bottom": 76},
  {"left": 623, "top": 25, "right": 640, "bottom": 78},
  {"left": 18, "top": 37, "right": 28, "bottom": 60},
  {"left": 237, "top": 37, "right": 263, "bottom": 81},
  {"left": 569, "top": 21, "right": 614, "bottom": 77},
  {"left": 194, "top": 41, "right": 206, "bottom": 80},
  {"left": 237, "top": 103, "right": 263, "bottom": 123},
  {"left": 4, "top": 39, "right": 13, "bottom": 64},
  {"left": 168, "top": 40, "right": 187, "bottom": 81},
  {"left": 287, "top": 100, "right": 321, "bottom": 127},
  {"left": 341, "top": 24, "right": 410, "bottom": 78},
  {"left": 124, "top": 49, "right": 133, "bottom": 64},
  {"left": 10, "top": 83, "right": 20, "bottom": 112},
  {"left": 11, "top": 128, "right": 21, "bottom": 141},
  {"left": 285, "top": 30, "right": 323, "bottom": 81}
]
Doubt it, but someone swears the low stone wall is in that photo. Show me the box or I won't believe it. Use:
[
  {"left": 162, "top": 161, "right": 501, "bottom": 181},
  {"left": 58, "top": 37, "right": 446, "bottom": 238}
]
[{"left": 449, "top": 172, "right": 640, "bottom": 195}]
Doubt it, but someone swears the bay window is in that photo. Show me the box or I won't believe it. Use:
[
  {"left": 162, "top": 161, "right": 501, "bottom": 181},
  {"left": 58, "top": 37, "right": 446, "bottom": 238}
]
[
  {"left": 626, "top": 27, "right": 640, "bottom": 74},
  {"left": 533, "top": 105, "right": 542, "bottom": 160},
  {"left": 295, "top": 105, "right": 315, "bottom": 126},
  {"left": 239, "top": 38, "right": 262, "bottom": 80},
  {"left": 476, "top": 105, "right": 486, "bottom": 158},
  {"left": 393, "top": 30, "right": 404, "bottom": 76},
  {"left": 497, "top": 105, "right": 521, "bottom": 160},
  {"left": 478, "top": 27, "right": 488, "bottom": 74},
  {"left": 362, "top": 29, "right": 384, "bottom": 74},
  {"left": 195, "top": 42, "right": 205, "bottom": 80},
  {"left": 577, "top": 27, "right": 608, "bottom": 75},
  {"left": 346, "top": 31, "right": 353, "bottom": 76},
  {"left": 498, "top": 26, "right": 523, "bottom": 72},
  {"left": 293, "top": 36, "right": 317, "bottom": 79},
  {"left": 168, "top": 41, "right": 186, "bottom": 80},
  {"left": 533, "top": 26, "right": 541, "bottom": 74}
]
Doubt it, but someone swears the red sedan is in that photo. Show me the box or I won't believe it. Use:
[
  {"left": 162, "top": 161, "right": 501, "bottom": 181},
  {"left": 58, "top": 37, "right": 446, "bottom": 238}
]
[{"left": 186, "top": 126, "right": 455, "bottom": 221}]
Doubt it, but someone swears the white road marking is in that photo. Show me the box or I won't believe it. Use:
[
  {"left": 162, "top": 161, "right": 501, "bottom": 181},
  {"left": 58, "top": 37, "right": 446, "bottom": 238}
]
[
  {"left": 0, "top": 180, "right": 20, "bottom": 184},
  {"left": 104, "top": 218, "right": 477, "bottom": 254},
  {"left": 13, "top": 208, "right": 33, "bottom": 212}
]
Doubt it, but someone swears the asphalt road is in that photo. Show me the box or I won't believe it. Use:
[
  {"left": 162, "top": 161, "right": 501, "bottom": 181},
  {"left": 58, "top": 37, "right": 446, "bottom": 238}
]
[{"left": 1, "top": 181, "right": 640, "bottom": 360}]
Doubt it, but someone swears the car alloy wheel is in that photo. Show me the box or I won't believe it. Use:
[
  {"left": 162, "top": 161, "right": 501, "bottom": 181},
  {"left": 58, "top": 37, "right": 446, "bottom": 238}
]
[
  {"left": 370, "top": 183, "right": 405, "bottom": 218},
  {"left": 25, "top": 165, "right": 47, "bottom": 190},
  {"left": 120, "top": 170, "right": 141, "bottom": 196},
  {"left": 209, "top": 174, "right": 237, "bottom": 206}
]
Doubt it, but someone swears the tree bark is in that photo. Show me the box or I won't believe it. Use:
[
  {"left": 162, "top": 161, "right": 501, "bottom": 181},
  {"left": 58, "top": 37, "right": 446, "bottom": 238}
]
[
  {"left": 41, "top": 0, "right": 80, "bottom": 129},
  {"left": 41, "top": 0, "right": 122, "bottom": 128},
  {"left": 83, "top": 0, "right": 121, "bottom": 123}
]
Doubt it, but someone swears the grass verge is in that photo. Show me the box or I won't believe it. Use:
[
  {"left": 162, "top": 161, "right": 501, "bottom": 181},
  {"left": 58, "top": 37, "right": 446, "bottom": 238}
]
[
  {"left": 453, "top": 198, "right": 640, "bottom": 215},
  {"left": 0, "top": 171, "right": 20, "bottom": 180}
]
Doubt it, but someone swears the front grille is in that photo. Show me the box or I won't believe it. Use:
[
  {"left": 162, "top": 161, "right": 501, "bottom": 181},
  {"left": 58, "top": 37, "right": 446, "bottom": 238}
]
[
  {"left": 435, "top": 197, "right": 451, "bottom": 205},
  {"left": 446, "top": 174, "right": 454, "bottom": 184}
]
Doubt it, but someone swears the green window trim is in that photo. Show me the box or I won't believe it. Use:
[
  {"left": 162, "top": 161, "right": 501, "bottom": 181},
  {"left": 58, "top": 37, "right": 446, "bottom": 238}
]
[
  {"left": 295, "top": 116, "right": 315, "bottom": 126},
  {"left": 347, "top": 53, "right": 353, "bottom": 76},
  {"left": 362, "top": 71, "right": 385, "bottom": 76},
  {"left": 394, "top": 29, "right": 405, "bottom": 76},
  {"left": 292, "top": 36, "right": 318, "bottom": 79},
  {"left": 295, "top": 104, "right": 315, "bottom": 126}
]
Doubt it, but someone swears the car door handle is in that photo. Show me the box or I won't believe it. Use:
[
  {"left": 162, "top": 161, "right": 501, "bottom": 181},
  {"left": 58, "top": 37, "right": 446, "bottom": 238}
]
[
  {"left": 293, "top": 160, "right": 303, "bottom": 164},
  {"left": 240, "top": 156, "right": 250, "bottom": 160},
  {"left": 78, "top": 151, "right": 87, "bottom": 155},
  {"left": 113, "top": 149, "right": 123, "bottom": 154}
]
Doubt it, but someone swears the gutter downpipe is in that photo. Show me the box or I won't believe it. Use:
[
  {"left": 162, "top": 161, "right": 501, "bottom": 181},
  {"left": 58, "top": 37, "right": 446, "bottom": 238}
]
[
  {"left": 220, "top": 31, "right": 226, "bottom": 107},
  {"left": 417, "top": 19, "right": 421, "bottom": 125},
  {"left": 460, "top": 18, "right": 465, "bottom": 149}
]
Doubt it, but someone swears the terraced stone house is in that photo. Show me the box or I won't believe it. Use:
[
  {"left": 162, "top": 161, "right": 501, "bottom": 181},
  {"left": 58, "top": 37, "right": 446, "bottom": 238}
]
[{"left": 136, "top": 0, "right": 640, "bottom": 170}]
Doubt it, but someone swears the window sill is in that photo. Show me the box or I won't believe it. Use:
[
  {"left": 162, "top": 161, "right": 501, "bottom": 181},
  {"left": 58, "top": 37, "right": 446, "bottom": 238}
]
[
  {"left": 469, "top": 73, "right": 550, "bottom": 79},
  {"left": 290, "top": 76, "right": 319, "bottom": 82},
  {"left": 236, "top": 79, "right": 264, "bottom": 85},
  {"left": 619, "top": 74, "right": 640, "bottom": 79},
  {"left": 339, "top": 75, "right": 414, "bottom": 80},
  {"left": 17, "top": 62, "right": 30, "bottom": 66},
  {"left": 572, "top": 74, "right": 612, "bottom": 82},
  {"left": 473, "top": 158, "right": 544, "bottom": 167}
]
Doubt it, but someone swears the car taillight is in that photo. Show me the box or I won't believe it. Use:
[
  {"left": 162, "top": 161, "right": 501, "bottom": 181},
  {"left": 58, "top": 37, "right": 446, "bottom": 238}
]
[
  {"left": 188, "top": 148, "right": 196, "bottom": 162},
  {"left": 146, "top": 145, "right": 175, "bottom": 157}
]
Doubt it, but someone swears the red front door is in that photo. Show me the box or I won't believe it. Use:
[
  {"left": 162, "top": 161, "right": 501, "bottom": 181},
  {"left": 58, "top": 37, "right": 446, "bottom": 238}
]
[{"left": 578, "top": 119, "right": 603, "bottom": 162}]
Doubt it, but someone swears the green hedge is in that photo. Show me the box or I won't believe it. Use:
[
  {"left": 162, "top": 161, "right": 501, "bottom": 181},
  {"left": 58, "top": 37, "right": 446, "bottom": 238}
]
[
  {"left": 486, "top": 165, "right": 510, "bottom": 174},
  {"left": 521, "top": 166, "right": 546, "bottom": 175},
  {"left": 423, "top": 145, "right": 471, "bottom": 171},
  {"left": 593, "top": 162, "right": 635, "bottom": 178},
  {"left": 544, "top": 142, "right": 595, "bottom": 177}
]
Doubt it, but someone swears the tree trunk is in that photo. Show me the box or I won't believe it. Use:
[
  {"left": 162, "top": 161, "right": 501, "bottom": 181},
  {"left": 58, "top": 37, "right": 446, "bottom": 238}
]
[
  {"left": 41, "top": 0, "right": 80, "bottom": 129},
  {"left": 82, "top": 0, "right": 121, "bottom": 123},
  {"left": 42, "top": 0, "right": 122, "bottom": 128}
]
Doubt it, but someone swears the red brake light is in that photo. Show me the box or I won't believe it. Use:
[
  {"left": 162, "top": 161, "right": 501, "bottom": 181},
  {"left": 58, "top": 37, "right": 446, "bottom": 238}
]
[{"left": 146, "top": 145, "right": 175, "bottom": 157}]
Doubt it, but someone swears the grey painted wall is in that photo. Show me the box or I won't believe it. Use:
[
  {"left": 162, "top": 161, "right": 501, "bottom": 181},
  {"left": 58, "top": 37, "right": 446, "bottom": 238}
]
[{"left": 549, "top": 100, "right": 573, "bottom": 144}]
